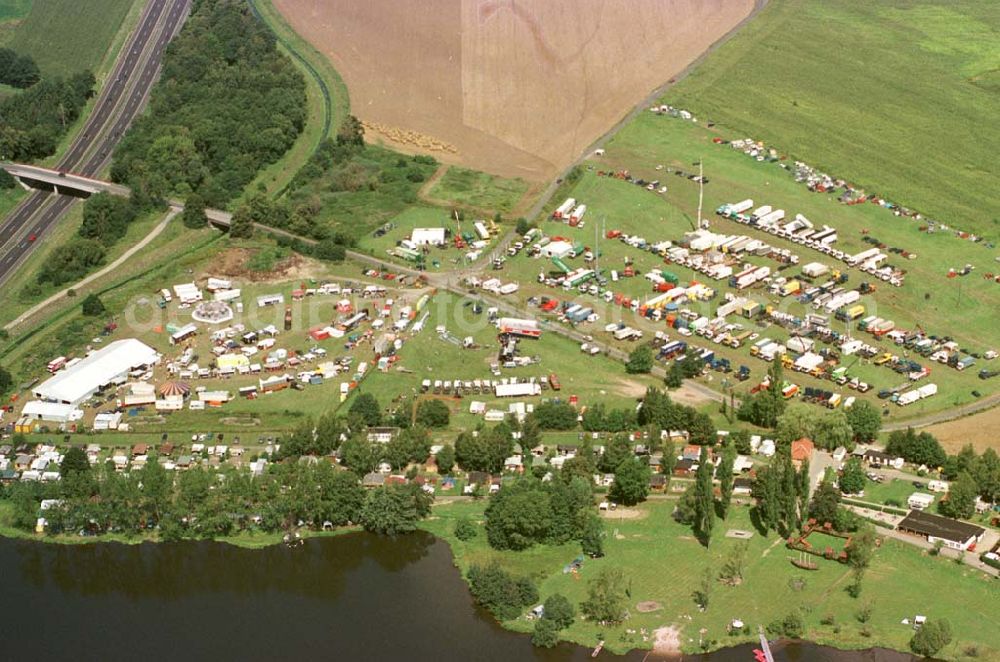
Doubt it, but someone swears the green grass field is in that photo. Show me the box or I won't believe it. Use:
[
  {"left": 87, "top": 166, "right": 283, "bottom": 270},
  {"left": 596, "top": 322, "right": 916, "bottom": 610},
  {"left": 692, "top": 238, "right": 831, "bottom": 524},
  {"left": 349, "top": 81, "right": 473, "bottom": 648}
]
[
  {"left": 666, "top": 0, "right": 1000, "bottom": 240},
  {"left": 427, "top": 166, "right": 530, "bottom": 215},
  {"left": 498, "top": 107, "right": 1000, "bottom": 421},
  {"left": 2, "top": 0, "right": 135, "bottom": 77},
  {"left": 423, "top": 499, "right": 1000, "bottom": 658},
  {"left": 0, "top": 0, "right": 31, "bottom": 23},
  {"left": 861, "top": 478, "right": 932, "bottom": 509},
  {"left": 345, "top": 290, "right": 662, "bottom": 440},
  {"left": 1, "top": 206, "right": 172, "bottom": 327}
]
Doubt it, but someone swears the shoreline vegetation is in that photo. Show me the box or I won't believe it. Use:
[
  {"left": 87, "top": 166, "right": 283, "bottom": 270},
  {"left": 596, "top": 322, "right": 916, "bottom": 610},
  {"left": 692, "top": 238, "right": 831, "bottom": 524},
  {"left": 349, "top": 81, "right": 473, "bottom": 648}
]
[{"left": 1, "top": 503, "right": 989, "bottom": 661}]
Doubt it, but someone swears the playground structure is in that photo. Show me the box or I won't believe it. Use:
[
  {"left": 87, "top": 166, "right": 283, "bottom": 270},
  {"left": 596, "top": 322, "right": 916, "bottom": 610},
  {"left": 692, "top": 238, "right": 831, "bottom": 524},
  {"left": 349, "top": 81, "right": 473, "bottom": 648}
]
[{"left": 786, "top": 519, "right": 854, "bottom": 564}]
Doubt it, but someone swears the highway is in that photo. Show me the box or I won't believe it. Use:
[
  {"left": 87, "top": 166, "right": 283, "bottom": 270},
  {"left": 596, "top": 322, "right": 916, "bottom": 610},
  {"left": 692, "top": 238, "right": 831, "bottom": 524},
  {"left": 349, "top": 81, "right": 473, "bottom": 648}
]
[{"left": 0, "top": 0, "right": 190, "bottom": 285}]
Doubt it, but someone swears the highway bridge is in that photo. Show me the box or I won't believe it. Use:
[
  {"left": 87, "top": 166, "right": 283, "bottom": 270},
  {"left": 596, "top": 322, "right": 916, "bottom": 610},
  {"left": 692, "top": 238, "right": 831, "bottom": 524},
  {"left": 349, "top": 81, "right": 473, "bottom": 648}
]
[
  {"left": 2, "top": 164, "right": 132, "bottom": 197},
  {"left": 0, "top": 0, "right": 190, "bottom": 285}
]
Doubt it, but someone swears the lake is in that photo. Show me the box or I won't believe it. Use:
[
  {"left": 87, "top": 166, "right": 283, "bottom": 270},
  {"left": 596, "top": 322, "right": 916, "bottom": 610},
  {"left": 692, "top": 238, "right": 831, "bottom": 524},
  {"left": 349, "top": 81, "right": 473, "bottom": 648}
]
[{"left": 0, "top": 533, "right": 917, "bottom": 661}]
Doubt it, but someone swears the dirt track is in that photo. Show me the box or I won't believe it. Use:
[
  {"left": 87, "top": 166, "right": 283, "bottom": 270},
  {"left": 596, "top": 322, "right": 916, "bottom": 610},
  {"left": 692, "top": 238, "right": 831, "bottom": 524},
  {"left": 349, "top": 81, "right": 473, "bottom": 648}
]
[{"left": 274, "top": 0, "right": 755, "bottom": 181}]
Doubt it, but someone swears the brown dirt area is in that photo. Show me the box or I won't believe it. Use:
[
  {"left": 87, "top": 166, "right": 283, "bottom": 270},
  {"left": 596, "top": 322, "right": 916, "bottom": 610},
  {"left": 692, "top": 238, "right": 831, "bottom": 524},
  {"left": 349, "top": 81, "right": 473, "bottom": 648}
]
[
  {"left": 600, "top": 506, "right": 647, "bottom": 520},
  {"left": 924, "top": 406, "right": 1000, "bottom": 454},
  {"left": 275, "top": 0, "right": 756, "bottom": 181},
  {"left": 207, "top": 248, "right": 324, "bottom": 283},
  {"left": 652, "top": 625, "right": 682, "bottom": 655}
]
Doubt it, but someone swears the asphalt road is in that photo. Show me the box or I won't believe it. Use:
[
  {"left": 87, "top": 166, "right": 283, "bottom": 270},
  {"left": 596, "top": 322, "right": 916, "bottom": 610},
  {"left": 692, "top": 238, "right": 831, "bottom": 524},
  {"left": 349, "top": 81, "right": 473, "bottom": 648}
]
[{"left": 0, "top": 0, "right": 190, "bottom": 285}]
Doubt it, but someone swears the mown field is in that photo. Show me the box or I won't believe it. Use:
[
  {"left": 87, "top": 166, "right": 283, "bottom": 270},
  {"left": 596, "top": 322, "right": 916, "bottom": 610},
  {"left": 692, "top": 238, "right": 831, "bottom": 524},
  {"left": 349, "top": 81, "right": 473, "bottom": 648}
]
[
  {"left": 666, "top": 0, "right": 1000, "bottom": 240},
  {"left": 1, "top": 0, "right": 135, "bottom": 76},
  {"left": 424, "top": 499, "right": 1000, "bottom": 658}
]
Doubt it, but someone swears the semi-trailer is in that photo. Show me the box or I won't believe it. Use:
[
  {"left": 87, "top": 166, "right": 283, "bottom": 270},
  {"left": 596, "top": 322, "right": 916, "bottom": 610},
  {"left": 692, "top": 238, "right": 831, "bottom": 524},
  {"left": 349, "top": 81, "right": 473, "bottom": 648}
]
[{"left": 553, "top": 198, "right": 575, "bottom": 219}]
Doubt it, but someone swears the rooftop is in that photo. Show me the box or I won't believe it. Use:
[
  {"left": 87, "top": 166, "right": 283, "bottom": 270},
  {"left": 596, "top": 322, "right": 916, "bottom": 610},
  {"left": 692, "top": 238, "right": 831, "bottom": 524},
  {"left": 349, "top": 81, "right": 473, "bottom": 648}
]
[{"left": 897, "top": 509, "right": 985, "bottom": 544}]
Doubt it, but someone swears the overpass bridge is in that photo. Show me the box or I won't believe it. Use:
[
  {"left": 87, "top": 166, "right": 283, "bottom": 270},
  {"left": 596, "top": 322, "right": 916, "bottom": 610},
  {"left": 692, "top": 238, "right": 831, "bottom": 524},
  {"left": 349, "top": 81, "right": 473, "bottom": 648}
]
[{"left": 2, "top": 163, "right": 132, "bottom": 197}]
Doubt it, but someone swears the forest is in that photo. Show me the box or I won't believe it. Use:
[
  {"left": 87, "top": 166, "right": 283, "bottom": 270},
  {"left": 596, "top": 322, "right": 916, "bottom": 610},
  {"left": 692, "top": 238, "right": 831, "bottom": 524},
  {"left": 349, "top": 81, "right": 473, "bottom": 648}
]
[
  {"left": 0, "top": 70, "right": 94, "bottom": 162},
  {"left": 111, "top": 0, "right": 306, "bottom": 207}
]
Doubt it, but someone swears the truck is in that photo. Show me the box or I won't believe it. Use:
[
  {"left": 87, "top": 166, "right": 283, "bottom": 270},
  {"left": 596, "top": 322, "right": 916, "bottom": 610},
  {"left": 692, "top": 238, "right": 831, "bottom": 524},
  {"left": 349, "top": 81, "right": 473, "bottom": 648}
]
[
  {"left": 548, "top": 373, "right": 561, "bottom": 391},
  {"left": 498, "top": 317, "right": 542, "bottom": 338},
  {"left": 569, "top": 204, "right": 587, "bottom": 224},
  {"left": 613, "top": 326, "right": 642, "bottom": 341},
  {"left": 553, "top": 198, "right": 575, "bottom": 219},
  {"left": 730, "top": 265, "right": 771, "bottom": 290},
  {"left": 756, "top": 209, "right": 785, "bottom": 227},
  {"left": 474, "top": 221, "right": 490, "bottom": 240}
]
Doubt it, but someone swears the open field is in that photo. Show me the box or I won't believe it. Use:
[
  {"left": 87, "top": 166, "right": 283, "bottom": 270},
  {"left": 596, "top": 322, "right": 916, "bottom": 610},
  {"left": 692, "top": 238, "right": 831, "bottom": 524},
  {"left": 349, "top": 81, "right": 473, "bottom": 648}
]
[
  {"left": 484, "top": 111, "right": 1000, "bottom": 429},
  {"left": 1, "top": 0, "right": 135, "bottom": 77},
  {"left": 0, "top": 206, "right": 170, "bottom": 327},
  {"left": 274, "top": 0, "right": 755, "bottom": 181},
  {"left": 860, "top": 478, "right": 931, "bottom": 510},
  {"left": 925, "top": 406, "right": 1000, "bottom": 454},
  {"left": 344, "top": 290, "right": 664, "bottom": 437},
  {"left": 423, "top": 499, "right": 1000, "bottom": 657},
  {"left": 0, "top": 0, "right": 31, "bottom": 23},
  {"left": 425, "top": 166, "right": 530, "bottom": 215},
  {"left": 666, "top": 0, "right": 1000, "bottom": 240}
]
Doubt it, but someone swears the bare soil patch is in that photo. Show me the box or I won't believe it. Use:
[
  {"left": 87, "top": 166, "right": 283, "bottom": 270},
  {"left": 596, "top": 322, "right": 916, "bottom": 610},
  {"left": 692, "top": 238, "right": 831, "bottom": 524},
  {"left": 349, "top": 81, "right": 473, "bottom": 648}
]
[
  {"left": 652, "top": 625, "right": 682, "bottom": 655},
  {"left": 600, "top": 506, "right": 647, "bottom": 520},
  {"left": 636, "top": 601, "right": 662, "bottom": 613},
  {"left": 207, "top": 248, "right": 322, "bottom": 283},
  {"left": 275, "top": 0, "right": 755, "bottom": 180},
  {"left": 924, "top": 406, "right": 1000, "bottom": 453}
]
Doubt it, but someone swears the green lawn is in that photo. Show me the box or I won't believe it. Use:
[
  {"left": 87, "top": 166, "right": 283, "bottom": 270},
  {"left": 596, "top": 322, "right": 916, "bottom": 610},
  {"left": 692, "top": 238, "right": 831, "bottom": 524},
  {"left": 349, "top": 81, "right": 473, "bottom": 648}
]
[
  {"left": 427, "top": 166, "right": 529, "bottom": 215},
  {"left": 0, "top": 0, "right": 31, "bottom": 23},
  {"left": 861, "top": 478, "right": 931, "bottom": 509},
  {"left": 345, "top": 290, "right": 662, "bottom": 440},
  {"left": 497, "top": 109, "right": 1000, "bottom": 421},
  {"left": 2, "top": 0, "right": 135, "bottom": 77},
  {"left": 423, "top": 499, "right": 1000, "bottom": 658},
  {"left": 666, "top": 0, "right": 1000, "bottom": 240}
]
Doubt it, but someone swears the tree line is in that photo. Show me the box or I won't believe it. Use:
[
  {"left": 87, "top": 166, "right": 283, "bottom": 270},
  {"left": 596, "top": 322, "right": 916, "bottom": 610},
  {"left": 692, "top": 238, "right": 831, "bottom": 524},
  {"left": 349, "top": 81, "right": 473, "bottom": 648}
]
[
  {"left": 3, "top": 447, "right": 431, "bottom": 540},
  {"left": 0, "top": 48, "right": 40, "bottom": 89},
  {"left": 111, "top": 0, "right": 306, "bottom": 207}
]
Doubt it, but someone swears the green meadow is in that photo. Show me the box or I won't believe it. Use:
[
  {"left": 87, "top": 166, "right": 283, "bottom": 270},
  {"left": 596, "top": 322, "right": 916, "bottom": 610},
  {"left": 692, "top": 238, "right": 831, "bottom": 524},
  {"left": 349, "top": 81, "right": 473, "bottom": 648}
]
[{"left": 665, "top": 0, "right": 1000, "bottom": 239}]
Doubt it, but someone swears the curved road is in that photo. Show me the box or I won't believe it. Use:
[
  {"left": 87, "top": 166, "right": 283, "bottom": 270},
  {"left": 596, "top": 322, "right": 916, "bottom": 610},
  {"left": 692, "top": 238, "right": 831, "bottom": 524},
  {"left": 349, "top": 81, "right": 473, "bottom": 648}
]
[{"left": 0, "top": 0, "right": 190, "bottom": 285}]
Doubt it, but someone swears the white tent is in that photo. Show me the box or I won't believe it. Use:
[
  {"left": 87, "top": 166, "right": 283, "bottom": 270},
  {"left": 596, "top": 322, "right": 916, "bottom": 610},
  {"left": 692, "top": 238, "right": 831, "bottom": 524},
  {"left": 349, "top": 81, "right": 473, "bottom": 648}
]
[
  {"left": 32, "top": 339, "right": 159, "bottom": 406},
  {"left": 22, "top": 401, "right": 82, "bottom": 423}
]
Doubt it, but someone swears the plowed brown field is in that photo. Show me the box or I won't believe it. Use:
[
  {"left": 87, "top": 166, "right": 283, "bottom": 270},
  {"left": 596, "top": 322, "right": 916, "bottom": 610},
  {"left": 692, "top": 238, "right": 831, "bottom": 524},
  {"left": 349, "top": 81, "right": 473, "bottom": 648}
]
[{"left": 274, "top": 0, "right": 755, "bottom": 180}]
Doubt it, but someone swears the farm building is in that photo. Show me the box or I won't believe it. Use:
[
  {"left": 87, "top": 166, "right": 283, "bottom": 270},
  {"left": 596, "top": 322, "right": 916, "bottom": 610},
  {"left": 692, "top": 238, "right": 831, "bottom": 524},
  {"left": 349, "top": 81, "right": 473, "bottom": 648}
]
[
  {"left": 410, "top": 227, "right": 446, "bottom": 246},
  {"left": 896, "top": 510, "right": 985, "bottom": 551},
  {"left": 32, "top": 339, "right": 160, "bottom": 406}
]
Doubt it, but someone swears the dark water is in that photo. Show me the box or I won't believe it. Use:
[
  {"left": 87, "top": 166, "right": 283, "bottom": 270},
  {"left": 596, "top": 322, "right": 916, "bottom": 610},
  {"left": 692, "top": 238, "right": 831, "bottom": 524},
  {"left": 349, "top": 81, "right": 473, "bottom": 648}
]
[{"left": 0, "top": 533, "right": 916, "bottom": 662}]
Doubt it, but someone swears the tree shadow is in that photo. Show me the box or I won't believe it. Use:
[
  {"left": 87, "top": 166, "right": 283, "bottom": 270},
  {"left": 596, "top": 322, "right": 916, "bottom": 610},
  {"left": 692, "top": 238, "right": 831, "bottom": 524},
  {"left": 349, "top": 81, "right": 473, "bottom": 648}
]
[{"left": 748, "top": 506, "right": 769, "bottom": 537}]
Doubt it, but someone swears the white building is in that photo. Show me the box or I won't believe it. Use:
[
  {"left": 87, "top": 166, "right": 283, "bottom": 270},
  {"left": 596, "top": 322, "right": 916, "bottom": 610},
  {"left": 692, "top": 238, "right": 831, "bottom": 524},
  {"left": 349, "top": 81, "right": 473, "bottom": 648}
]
[
  {"left": 541, "top": 241, "right": 574, "bottom": 260},
  {"left": 410, "top": 227, "right": 446, "bottom": 246},
  {"left": 32, "top": 339, "right": 160, "bottom": 406},
  {"left": 907, "top": 492, "right": 934, "bottom": 510},
  {"left": 21, "top": 401, "right": 82, "bottom": 424}
]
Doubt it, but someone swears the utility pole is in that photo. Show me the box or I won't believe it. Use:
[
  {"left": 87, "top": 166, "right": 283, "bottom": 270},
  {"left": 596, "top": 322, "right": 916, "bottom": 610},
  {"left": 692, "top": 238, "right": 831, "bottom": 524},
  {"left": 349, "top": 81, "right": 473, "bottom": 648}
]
[{"left": 697, "top": 158, "right": 706, "bottom": 230}]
